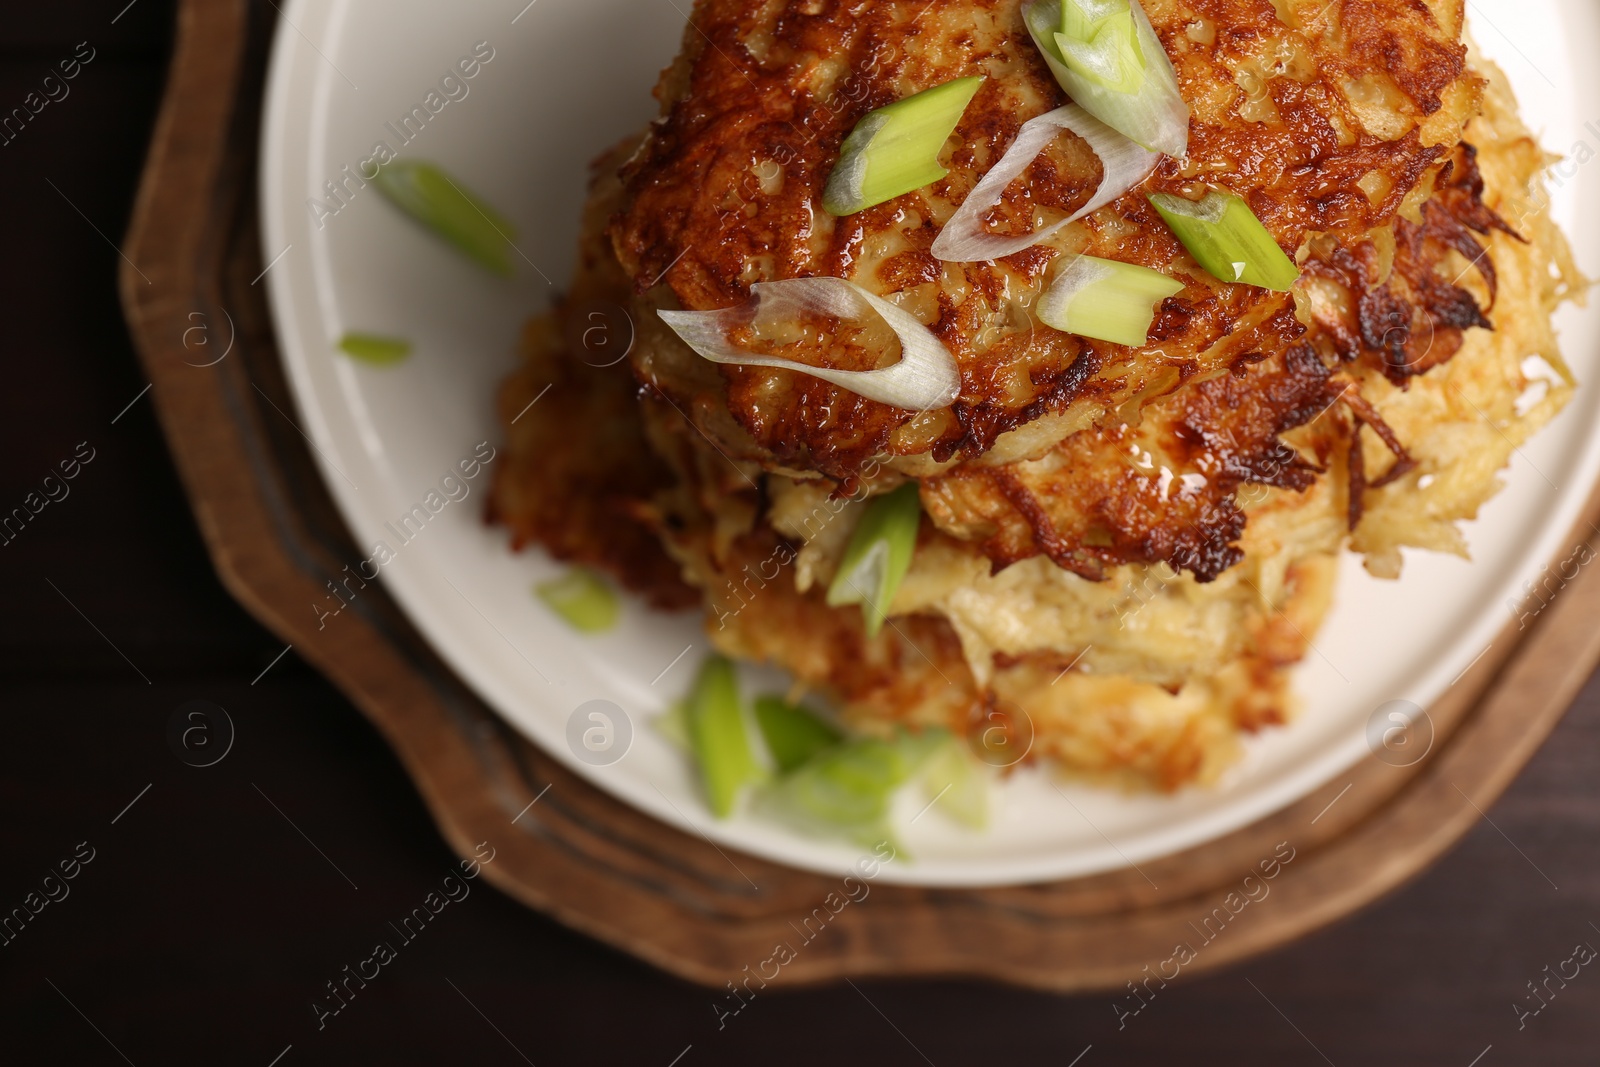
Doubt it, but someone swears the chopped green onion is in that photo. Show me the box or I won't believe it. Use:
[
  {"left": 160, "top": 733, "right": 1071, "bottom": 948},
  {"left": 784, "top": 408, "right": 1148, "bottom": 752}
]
[
  {"left": 372, "top": 161, "right": 517, "bottom": 277},
  {"left": 1148, "top": 190, "right": 1301, "bottom": 291},
  {"left": 826, "top": 482, "right": 922, "bottom": 638},
  {"left": 823, "top": 76, "right": 985, "bottom": 216},
  {"left": 1037, "top": 255, "right": 1184, "bottom": 346},
  {"left": 1060, "top": 0, "right": 1126, "bottom": 37},
  {"left": 654, "top": 701, "right": 692, "bottom": 752},
  {"left": 894, "top": 729, "right": 951, "bottom": 774},
  {"left": 1024, "top": 0, "right": 1189, "bottom": 157},
  {"left": 337, "top": 332, "right": 412, "bottom": 365},
  {"left": 686, "top": 655, "right": 762, "bottom": 818},
  {"left": 932, "top": 104, "right": 1159, "bottom": 262},
  {"left": 764, "top": 739, "right": 903, "bottom": 846},
  {"left": 658, "top": 277, "right": 961, "bottom": 411},
  {"left": 534, "top": 568, "right": 619, "bottom": 634},
  {"left": 754, "top": 697, "right": 843, "bottom": 773},
  {"left": 919, "top": 734, "right": 989, "bottom": 830},
  {"left": 760, "top": 732, "right": 941, "bottom": 849},
  {"left": 1055, "top": 0, "right": 1145, "bottom": 93}
]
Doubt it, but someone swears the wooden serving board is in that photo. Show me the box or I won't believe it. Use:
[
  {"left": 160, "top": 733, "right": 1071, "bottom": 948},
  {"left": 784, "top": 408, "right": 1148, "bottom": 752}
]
[{"left": 120, "top": 0, "right": 1600, "bottom": 992}]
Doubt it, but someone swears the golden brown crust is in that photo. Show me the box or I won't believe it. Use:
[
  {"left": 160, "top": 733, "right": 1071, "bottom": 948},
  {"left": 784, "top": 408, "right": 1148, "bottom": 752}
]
[
  {"left": 922, "top": 341, "right": 1339, "bottom": 580},
  {"left": 488, "top": 315, "right": 699, "bottom": 611},
  {"left": 919, "top": 140, "right": 1514, "bottom": 580},
  {"left": 609, "top": 0, "right": 1475, "bottom": 476},
  {"left": 1306, "top": 142, "right": 1509, "bottom": 384},
  {"left": 488, "top": 146, "right": 699, "bottom": 610}
]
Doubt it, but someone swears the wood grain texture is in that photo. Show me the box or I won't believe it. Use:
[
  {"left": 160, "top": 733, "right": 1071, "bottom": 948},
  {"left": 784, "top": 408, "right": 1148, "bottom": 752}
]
[{"left": 117, "top": 0, "right": 1600, "bottom": 992}]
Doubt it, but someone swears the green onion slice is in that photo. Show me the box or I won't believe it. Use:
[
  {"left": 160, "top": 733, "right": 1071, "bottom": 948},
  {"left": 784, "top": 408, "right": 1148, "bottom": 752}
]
[
  {"left": 1024, "top": 0, "right": 1189, "bottom": 157},
  {"left": 686, "top": 655, "right": 762, "bottom": 818},
  {"left": 1055, "top": 0, "right": 1145, "bottom": 94},
  {"left": 534, "top": 567, "right": 620, "bottom": 634},
  {"left": 754, "top": 697, "right": 843, "bottom": 774},
  {"left": 919, "top": 733, "right": 990, "bottom": 830},
  {"left": 823, "top": 76, "right": 985, "bottom": 217},
  {"left": 763, "top": 739, "right": 904, "bottom": 847},
  {"left": 1148, "top": 190, "right": 1300, "bottom": 291},
  {"left": 1037, "top": 255, "right": 1184, "bottom": 346},
  {"left": 760, "top": 731, "right": 944, "bottom": 849},
  {"left": 826, "top": 482, "right": 922, "bottom": 638},
  {"left": 931, "top": 104, "right": 1158, "bottom": 262},
  {"left": 654, "top": 701, "right": 692, "bottom": 753},
  {"left": 336, "top": 332, "right": 412, "bottom": 365},
  {"left": 657, "top": 277, "right": 960, "bottom": 411},
  {"left": 371, "top": 161, "right": 517, "bottom": 277},
  {"left": 1060, "top": 0, "right": 1129, "bottom": 37}
]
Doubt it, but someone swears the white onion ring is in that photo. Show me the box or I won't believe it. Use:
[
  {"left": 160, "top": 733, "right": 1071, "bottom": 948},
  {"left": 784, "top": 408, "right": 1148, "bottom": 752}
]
[
  {"left": 930, "top": 104, "right": 1160, "bottom": 263},
  {"left": 657, "top": 277, "right": 961, "bottom": 411}
]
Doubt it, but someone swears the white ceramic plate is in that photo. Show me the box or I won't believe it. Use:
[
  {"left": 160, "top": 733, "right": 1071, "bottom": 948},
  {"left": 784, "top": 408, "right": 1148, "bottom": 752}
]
[{"left": 260, "top": 0, "right": 1600, "bottom": 887}]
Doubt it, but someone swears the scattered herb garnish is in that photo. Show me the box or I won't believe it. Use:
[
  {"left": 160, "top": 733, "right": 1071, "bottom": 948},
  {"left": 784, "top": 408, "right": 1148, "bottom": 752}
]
[
  {"left": 826, "top": 482, "right": 923, "bottom": 638},
  {"left": 535, "top": 567, "right": 620, "bottom": 634},
  {"left": 1148, "top": 190, "right": 1301, "bottom": 291},
  {"left": 686, "top": 655, "right": 764, "bottom": 818},
  {"left": 337, "top": 332, "right": 412, "bottom": 365},
  {"left": 754, "top": 697, "right": 844, "bottom": 774},
  {"left": 371, "top": 160, "right": 517, "bottom": 276},
  {"left": 823, "top": 76, "right": 986, "bottom": 216},
  {"left": 1038, "top": 255, "right": 1185, "bottom": 346},
  {"left": 1023, "top": 0, "right": 1189, "bottom": 156}
]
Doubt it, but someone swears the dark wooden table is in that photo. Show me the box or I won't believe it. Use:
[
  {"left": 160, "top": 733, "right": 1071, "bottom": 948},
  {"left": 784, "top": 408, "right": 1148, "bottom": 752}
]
[{"left": 3, "top": 3, "right": 1599, "bottom": 1064}]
